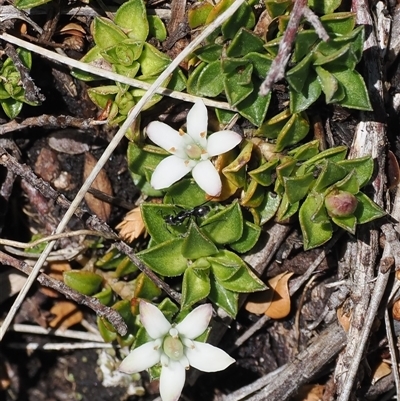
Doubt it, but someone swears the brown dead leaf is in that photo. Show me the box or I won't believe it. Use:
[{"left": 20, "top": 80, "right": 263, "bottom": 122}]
[
  {"left": 293, "top": 384, "right": 325, "bottom": 401},
  {"left": 83, "top": 153, "right": 113, "bottom": 221},
  {"left": 116, "top": 207, "right": 146, "bottom": 242},
  {"left": 393, "top": 298, "right": 400, "bottom": 321},
  {"left": 49, "top": 301, "right": 83, "bottom": 330},
  {"left": 337, "top": 305, "right": 351, "bottom": 332},
  {"left": 371, "top": 361, "right": 392, "bottom": 384},
  {"left": 245, "top": 271, "right": 293, "bottom": 319}
]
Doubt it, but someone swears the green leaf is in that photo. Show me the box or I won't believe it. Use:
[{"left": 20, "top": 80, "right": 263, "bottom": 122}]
[
  {"left": 354, "top": 193, "right": 386, "bottom": 224},
  {"left": 63, "top": 271, "right": 103, "bottom": 296},
  {"left": 137, "top": 238, "right": 187, "bottom": 277},
  {"left": 275, "top": 112, "right": 310, "bottom": 151},
  {"left": 337, "top": 156, "right": 374, "bottom": 188},
  {"left": 127, "top": 142, "right": 167, "bottom": 179},
  {"left": 226, "top": 28, "right": 265, "bottom": 58},
  {"left": 320, "top": 12, "right": 356, "bottom": 36},
  {"left": 164, "top": 179, "right": 208, "bottom": 207},
  {"left": 71, "top": 46, "right": 104, "bottom": 81},
  {"left": 181, "top": 267, "right": 211, "bottom": 310},
  {"left": 97, "top": 316, "right": 118, "bottom": 342},
  {"left": 315, "top": 66, "right": 340, "bottom": 104},
  {"left": 276, "top": 193, "right": 299, "bottom": 222},
  {"left": 224, "top": 78, "right": 253, "bottom": 107},
  {"left": 147, "top": 15, "right": 167, "bottom": 41},
  {"left": 313, "top": 159, "right": 347, "bottom": 192},
  {"left": 193, "top": 44, "right": 223, "bottom": 63},
  {"left": 229, "top": 220, "right": 261, "bottom": 253},
  {"left": 114, "top": 0, "right": 149, "bottom": 41},
  {"left": 182, "top": 221, "right": 219, "bottom": 259},
  {"left": 293, "top": 30, "right": 319, "bottom": 62},
  {"left": 188, "top": 2, "right": 214, "bottom": 28},
  {"left": 284, "top": 172, "right": 315, "bottom": 204},
  {"left": 236, "top": 81, "right": 271, "bottom": 127},
  {"left": 134, "top": 273, "right": 162, "bottom": 300},
  {"left": 92, "top": 17, "right": 128, "bottom": 50},
  {"left": 94, "top": 285, "right": 113, "bottom": 306},
  {"left": 331, "top": 214, "right": 357, "bottom": 234},
  {"left": 314, "top": 43, "right": 357, "bottom": 71},
  {"left": 289, "top": 71, "right": 322, "bottom": 113},
  {"left": 243, "top": 52, "right": 274, "bottom": 79},
  {"left": 189, "top": 60, "right": 224, "bottom": 97},
  {"left": 222, "top": 1, "right": 255, "bottom": 39},
  {"left": 1, "top": 98, "right": 23, "bottom": 119},
  {"left": 286, "top": 52, "right": 314, "bottom": 93},
  {"left": 331, "top": 70, "right": 372, "bottom": 111},
  {"left": 208, "top": 279, "right": 238, "bottom": 318},
  {"left": 333, "top": 170, "right": 360, "bottom": 194},
  {"left": 308, "top": 0, "right": 341, "bottom": 14},
  {"left": 14, "top": 0, "right": 51, "bottom": 9},
  {"left": 222, "top": 140, "right": 252, "bottom": 188},
  {"left": 288, "top": 140, "right": 320, "bottom": 161},
  {"left": 102, "top": 40, "right": 144, "bottom": 66},
  {"left": 249, "top": 158, "right": 279, "bottom": 186},
  {"left": 138, "top": 43, "right": 171, "bottom": 76},
  {"left": 253, "top": 192, "right": 281, "bottom": 225},
  {"left": 201, "top": 201, "right": 243, "bottom": 244},
  {"left": 208, "top": 250, "right": 242, "bottom": 281},
  {"left": 299, "top": 193, "right": 333, "bottom": 250},
  {"left": 302, "top": 146, "right": 348, "bottom": 167}
]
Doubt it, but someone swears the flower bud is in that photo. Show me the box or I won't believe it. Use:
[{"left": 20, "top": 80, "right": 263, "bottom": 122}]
[{"left": 324, "top": 190, "right": 358, "bottom": 217}]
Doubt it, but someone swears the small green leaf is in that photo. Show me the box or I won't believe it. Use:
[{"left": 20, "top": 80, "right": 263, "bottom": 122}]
[
  {"left": 181, "top": 267, "right": 211, "bottom": 309},
  {"left": 276, "top": 193, "right": 299, "bottom": 222},
  {"left": 299, "top": 193, "right": 333, "bottom": 250},
  {"left": 331, "top": 70, "right": 372, "bottom": 111},
  {"left": 97, "top": 316, "right": 118, "bottom": 342},
  {"left": 182, "top": 221, "right": 219, "bottom": 259},
  {"left": 147, "top": 15, "right": 167, "bottom": 41},
  {"left": 288, "top": 140, "right": 320, "bottom": 161},
  {"left": 289, "top": 71, "right": 322, "bottom": 113},
  {"left": 241, "top": 179, "right": 265, "bottom": 208},
  {"left": 226, "top": 28, "right": 265, "bottom": 58},
  {"left": 313, "top": 160, "right": 347, "bottom": 192},
  {"left": 253, "top": 192, "right": 281, "bottom": 225},
  {"left": 92, "top": 17, "right": 128, "bottom": 50},
  {"left": 222, "top": 1, "right": 255, "bottom": 39},
  {"left": 243, "top": 52, "right": 274, "bottom": 79},
  {"left": 208, "top": 279, "right": 238, "bottom": 318},
  {"left": 308, "top": 0, "right": 341, "bottom": 14},
  {"left": 320, "top": 12, "right": 356, "bottom": 36},
  {"left": 230, "top": 220, "right": 261, "bottom": 253},
  {"left": 63, "top": 271, "right": 103, "bottom": 296},
  {"left": 275, "top": 112, "right": 310, "bottom": 151},
  {"left": 293, "top": 30, "right": 319, "bottom": 62},
  {"left": 354, "top": 193, "right": 386, "bottom": 224},
  {"left": 193, "top": 44, "right": 223, "bottom": 63},
  {"left": 337, "top": 156, "right": 374, "bottom": 188},
  {"left": 14, "top": 0, "right": 51, "bottom": 9},
  {"left": 286, "top": 52, "right": 314, "bottom": 93},
  {"left": 102, "top": 40, "right": 144, "bottom": 66},
  {"left": 333, "top": 170, "right": 360, "bottom": 194},
  {"left": 164, "top": 179, "right": 208, "bottom": 207},
  {"left": 201, "top": 201, "right": 243, "bottom": 244},
  {"left": 249, "top": 158, "right": 279, "bottom": 186},
  {"left": 302, "top": 146, "right": 348, "bottom": 167},
  {"left": 138, "top": 43, "right": 171, "bottom": 76},
  {"left": 137, "top": 238, "right": 187, "bottom": 277},
  {"left": 190, "top": 60, "right": 224, "bottom": 97},
  {"left": 208, "top": 250, "right": 242, "bottom": 281},
  {"left": 284, "top": 172, "right": 315, "bottom": 204},
  {"left": 315, "top": 66, "right": 339, "bottom": 104},
  {"left": 188, "top": 2, "right": 214, "bottom": 28},
  {"left": 134, "top": 273, "right": 162, "bottom": 299},
  {"left": 114, "top": 0, "right": 149, "bottom": 41},
  {"left": 222, "top": 140, "right": 253, "bottom": 187},
  {"left": 332, "top": 215, "right": 357, "bottom": 234},
  {"left": 1, "top": 98, "right": 23, "bottom": 119},
  {"left": 94, "top": 285, "right": 113, "bottom": 306}
]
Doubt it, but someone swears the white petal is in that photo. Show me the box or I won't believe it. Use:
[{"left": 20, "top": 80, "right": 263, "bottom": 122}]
[
  {"left": 146, "top": 121, "right": 185, "bottom": 155},
  {"left": 192, "top": 160, "right": 221, "bottom": 197},
  {"left": 151, "top": 155, "right": 193, "bottom": 190},
  {"left": 185, "top": 342, "right": 235, "bottom": 372},
  {"left": 119, "top": 341, "right": 161, "bottom": 374},
  {"left": 175, "top": 304, "right": 212, "bottom": 340},
  {"left": 140, "top": 301, "right": 171, "bottom": 339},
  {"left": 186, "top": 99, "right": 208, "bottom": 148},
  {"left": 159, "top": 360, "right": 186, "bottom": 401},
  {"left": 206, "top": 130, "right": 242, "bottom": 157}
]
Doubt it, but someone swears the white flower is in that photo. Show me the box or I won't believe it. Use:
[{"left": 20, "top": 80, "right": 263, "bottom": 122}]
[
  {"left": 146, "top": 100, "right": 242, "bottom": 196},
  {"left": 119, "top": 301, "right": 235, "bottom": 401}
]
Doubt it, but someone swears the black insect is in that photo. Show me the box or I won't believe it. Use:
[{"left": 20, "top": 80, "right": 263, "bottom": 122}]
[{"left": 164, "top": 205, "right": 210, "bottom": 226}]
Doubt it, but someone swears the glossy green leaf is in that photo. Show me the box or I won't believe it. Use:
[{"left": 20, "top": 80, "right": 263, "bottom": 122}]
[
  {"left": 275, "top": 112, "right": 310, "bottom": 151},
  {"left": 222, "top": 141, "right": 253, "bottom": 187},
  {"left": 137, "top": 238, "right": 187, "bottom": 277},
  {"left": 256, "top": 108, "right": 291, "bottom": 139},
  {"left": 243, "top": 52, "right": 274, "bottom": 79},
  {"left": 293, "top": 30, "right": 319, "bottom": 62},
  {"left": 236, "top": 81, "right": 271, "bottom": 127},
  {"left": 188, "top": 2, "right": 214, "bottom": 28},
  {"left": 182, "top": 221, "right": 219, "bottom": 259},
  {"left": 208, "top": 250, "right": 242, "bottom": 281},
  {"left": 241, "top": 179, "right": 265, "bottom": 207},
  {"left": 96, "top": 249, "right": 127, "bottom": 270},
  {"left": 302, "top": 146, "right": 347, "bottom": 167},
  {"left": 201, "top": 201, "right": 243, "bottom": 244},
  {"left": 92, "top": 17, "right": 128, "bottom": 50},
  {"left": 15, "top": 0, "right": 51, "bottom": 9},
  {"left": 208, "top": 279, "right": 238, "bottom": 318},
  {"left": 63, "top": 271, "right": 103, "bottom": 296},
  {"left": 1, "top": 98, "right": 23, "bottom": 119},
  {"left": 189, "top": 60, "right": 224, "bottom": 97},
  {"left": 314, "top": 43, "right": 358, "bottom": 71},
  {"left": 87, "top": 85, "right": 119, "bottom": 109},
  {"left": 254, "top": 192, "right": 281, "bottom": 225},
  {"left": 193, "top": 44, "right": 223, "bottom": 63},
  {"left": 226, "top": 28, "right": 265, "bottom": 58},
  {"left": 97, "top": 316, "right": 118, "bottom": 342},
  {"left": 337, "top": 156, "right": 374, "bottom": 188},
  {"left": 308, "top": 0, "right": 341, "bottom": 14},
  {"left": 333, "top": 170, "right": 360, "bottom": 194},
  {"left": 138, "top": 43, "right": 171, "bottom": 76},
  {"left": 115, "top": 256, "right": 138, "bottom": 277},
  {"left": 230, "top": 220, "right": 261, "bottom": 253},
  {"left": 286, "top": 52, "right": 314, "bottom": 93},
  {"left": 320, "top": 12, "right": 356, "bottom": 36},
  {"left": 288, "top": 140, "right": 320, "bottom": 161},
  {"left": 181, "top": 267, "right": 211, "bottom": 309},
  {"left": 299, "top": 193, "right": 333, "bottom": 250},
  {"left": 265, "top": 0, "right": 292, "bottom": 18},
  {"left": 332, "top": 215, "right": 357, "bottom": 234},
  {"left": 276, "top": 193, "right": 299, "bottom": 222},
  {"left": 102, "top": 40, "right": 143, "bottom": 66},
  {"left": 164, "top": 179, "right": 208, "bottom": 207},
  {"left": 331, "top": 70, "right": 372, "bottom": 111},
  {"left": 315, "top": 66, "right": 339, "bottom": 104},
  {"left": 249, "top": 158, "right": 279, "bottom": 186},
  {"left": 284, "top": 172, "right": 315, "bottom": 204},
  {"left": 289, "top": 71, "right": 322, "bottom": 113},
  {"left": 222, "top": 1, "right": 255, "bottom": 39},
  {"left": 147, "top": 15, "right": 167, "bottom": 41},
  {"left": 134, "top": 273, "right": 162, "bottom": 299},
  {"left": 313, "top": 159, "right": 347, "bottom": 192},
  {"left": 94, "top": 285, "right": 113, "bottom": 306},
  {"left": 354, "top": 193, "right": 386, "bottom": 224},
  {"left": 114, "top": 0, "right": 149, "bottom": 41}
]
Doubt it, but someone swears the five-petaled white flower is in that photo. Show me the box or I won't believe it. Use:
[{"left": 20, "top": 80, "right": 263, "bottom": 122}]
[
  {"left": 119, "top": 301, "right": 235, "bottom": 401},
  {"left": 146, "top": 99, "right": 242, "bottom": 197}
]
